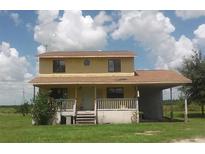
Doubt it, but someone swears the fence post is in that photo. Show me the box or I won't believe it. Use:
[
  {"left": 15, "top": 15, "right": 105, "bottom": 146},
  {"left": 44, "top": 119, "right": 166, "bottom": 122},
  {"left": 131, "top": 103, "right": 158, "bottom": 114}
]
[
  {"left": 136, "top": 87, "right": 140, "bottom": 123},
  {"left": 170, "top": 88, "right": 174, "bottom": 121},
  {"left": 184, "top": 96, "right": 188, "bottom": 123}
]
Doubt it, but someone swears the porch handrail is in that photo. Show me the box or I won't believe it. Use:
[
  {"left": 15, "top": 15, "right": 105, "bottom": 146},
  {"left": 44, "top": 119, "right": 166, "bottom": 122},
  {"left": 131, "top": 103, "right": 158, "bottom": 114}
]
[
  {"left": 96, "top": 98, "right": 137, "bottom": 110},
  {"left": 55, "top": 99, "right": 76, "bottom": 112}
]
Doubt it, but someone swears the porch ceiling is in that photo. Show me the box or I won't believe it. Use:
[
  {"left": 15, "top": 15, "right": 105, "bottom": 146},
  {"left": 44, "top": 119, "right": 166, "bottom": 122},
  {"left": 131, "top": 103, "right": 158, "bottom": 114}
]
[{"left": 29, "top": 70, "right": 191, "bottom": 87}]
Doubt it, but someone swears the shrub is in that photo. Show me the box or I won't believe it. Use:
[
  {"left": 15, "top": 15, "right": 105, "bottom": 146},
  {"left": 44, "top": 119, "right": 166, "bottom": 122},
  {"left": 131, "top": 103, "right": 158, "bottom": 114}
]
[{"left": 31, "top": 91, "right": 58, "bottom": 125}]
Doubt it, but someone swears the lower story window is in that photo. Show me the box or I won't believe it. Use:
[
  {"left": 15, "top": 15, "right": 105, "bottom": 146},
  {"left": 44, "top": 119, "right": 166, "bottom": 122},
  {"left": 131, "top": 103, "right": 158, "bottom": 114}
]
[
  {"left": 107, "top": 87, "right": 124, "bottom": 98},
  {"left": 50, "top": 88, "right": 68, "bottom": 99}
]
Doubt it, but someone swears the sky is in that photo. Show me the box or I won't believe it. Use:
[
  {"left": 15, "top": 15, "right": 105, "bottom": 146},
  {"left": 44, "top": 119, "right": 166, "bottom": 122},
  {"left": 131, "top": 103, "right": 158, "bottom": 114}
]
[{"left": 0, "top": 10, "right": 205, "bottom": 105}]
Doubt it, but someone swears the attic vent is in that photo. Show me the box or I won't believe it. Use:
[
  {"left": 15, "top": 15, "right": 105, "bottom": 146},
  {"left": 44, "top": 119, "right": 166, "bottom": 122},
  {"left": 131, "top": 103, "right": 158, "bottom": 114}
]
[{"left": 84, "top": 59, "right": 90, "bottom": 66}]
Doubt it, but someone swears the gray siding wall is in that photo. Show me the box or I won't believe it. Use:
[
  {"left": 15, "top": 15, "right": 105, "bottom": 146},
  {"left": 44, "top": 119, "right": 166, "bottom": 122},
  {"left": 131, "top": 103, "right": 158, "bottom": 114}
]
[{"left": 139, "top": 88, "right": 163, "bottom": 121}]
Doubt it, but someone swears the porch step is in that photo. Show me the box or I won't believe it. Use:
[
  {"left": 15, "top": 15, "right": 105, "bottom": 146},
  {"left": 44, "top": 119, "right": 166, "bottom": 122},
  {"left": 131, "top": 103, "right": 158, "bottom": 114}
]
[
  {"left": 77, "top": 111, "right": 95, "bottom": 114},
  {"left": 76, "top": 115, "right": 95, "bottom": 118},
  {"left": 75, "top": 111, "right": 96, "bottom": 124},
  {"left": 75, "top": 121, "right": 96, "bottom": 124}
]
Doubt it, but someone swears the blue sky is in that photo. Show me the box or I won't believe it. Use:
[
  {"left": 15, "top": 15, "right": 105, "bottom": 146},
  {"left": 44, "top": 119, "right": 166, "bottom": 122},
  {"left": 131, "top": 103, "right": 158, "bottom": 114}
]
[
  {"left": 1, "top": 10, "right": 205, "bottom": 71},
  {"left": 0, "top": 10, "right": 205, "bottom": 105}
]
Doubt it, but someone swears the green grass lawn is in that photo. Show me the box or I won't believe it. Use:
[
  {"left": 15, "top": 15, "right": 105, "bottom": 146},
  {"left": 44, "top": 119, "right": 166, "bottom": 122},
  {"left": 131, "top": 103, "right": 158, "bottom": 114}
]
[{"left": 0, "top": 107, "right": 205, "bottom": 143}]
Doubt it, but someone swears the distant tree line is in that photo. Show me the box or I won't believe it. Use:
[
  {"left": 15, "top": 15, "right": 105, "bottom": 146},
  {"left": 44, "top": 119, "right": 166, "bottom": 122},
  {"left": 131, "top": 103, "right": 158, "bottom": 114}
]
[{"left": 15, "top": 101, "right": 31, "bottom": 116}]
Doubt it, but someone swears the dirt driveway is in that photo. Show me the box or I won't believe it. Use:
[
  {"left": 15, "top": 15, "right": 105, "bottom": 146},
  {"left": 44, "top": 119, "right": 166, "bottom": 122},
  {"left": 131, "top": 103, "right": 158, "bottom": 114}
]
[{"left": 174, "top": 138, "right": 205, "bottom": 143}]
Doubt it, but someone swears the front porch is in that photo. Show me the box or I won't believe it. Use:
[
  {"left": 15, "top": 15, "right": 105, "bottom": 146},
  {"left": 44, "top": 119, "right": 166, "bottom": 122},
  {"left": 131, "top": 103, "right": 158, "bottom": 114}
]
[
  {"left": 54, "top": 97, "right": 139, "bottom": 124},
  {"left": 34, "top": 84, "right": 140, "bottom": 124}
]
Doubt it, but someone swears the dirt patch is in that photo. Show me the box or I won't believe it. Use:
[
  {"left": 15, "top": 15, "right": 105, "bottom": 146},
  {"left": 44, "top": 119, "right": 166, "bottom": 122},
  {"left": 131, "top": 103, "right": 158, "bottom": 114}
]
[
  {"left": 173, "top": 138, "right": 205, "bottom": 143},
  {"left": 135, "top": 130, "right": 161, "bottom": 136}
]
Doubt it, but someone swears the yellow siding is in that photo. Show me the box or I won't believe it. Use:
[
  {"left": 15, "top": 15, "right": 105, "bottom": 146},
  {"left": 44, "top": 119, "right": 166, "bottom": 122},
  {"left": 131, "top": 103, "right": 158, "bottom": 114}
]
[
  {"left": 124, "top": 85, "right": 136, "bottom": 98},
  {"left": 39, "top": 85, "right": 136, "bottom": 98},
  {"left": 96, "top": 85, "right": 136, "bottom": 98},
  {"left": 39, "top": 57, "right": 134, "bottom": 74},
  {"left": 39, "top": 58, "right": 52, "bottom": 74},
  {"left": 68, "top": 87, "right": 75, "bottom": 98}
]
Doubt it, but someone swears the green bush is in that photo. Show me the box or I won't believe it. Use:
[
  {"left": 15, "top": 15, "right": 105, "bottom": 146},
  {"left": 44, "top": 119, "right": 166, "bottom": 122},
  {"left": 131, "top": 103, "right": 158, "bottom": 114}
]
[{"left": 31, "top": 91, "right": 58, "bottom": 125}]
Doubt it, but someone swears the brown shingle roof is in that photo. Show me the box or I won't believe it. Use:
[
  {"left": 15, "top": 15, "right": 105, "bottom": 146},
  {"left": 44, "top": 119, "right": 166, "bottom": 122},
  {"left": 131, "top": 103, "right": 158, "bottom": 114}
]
[
  {"left": 135, "top": 70, "right": 191, "bottom": 83},
  {"left": 29, "top": 70, "right": 191, "bottom": 87},
  {"left": 38, "top": 51, "right": 135, "bottom": 58}
]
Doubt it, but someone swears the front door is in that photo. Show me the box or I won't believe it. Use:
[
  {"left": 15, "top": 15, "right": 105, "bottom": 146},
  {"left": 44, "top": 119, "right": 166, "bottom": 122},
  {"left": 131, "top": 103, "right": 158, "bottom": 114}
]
[{"left": 80, "top": 86, "right": 94, "bottom": 110}]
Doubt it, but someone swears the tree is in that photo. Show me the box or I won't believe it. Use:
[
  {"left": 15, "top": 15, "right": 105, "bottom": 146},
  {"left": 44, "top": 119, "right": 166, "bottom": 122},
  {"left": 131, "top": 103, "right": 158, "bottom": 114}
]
[
  {"left": 31, "top": 91, "right": 58, "bottom": 125},
  {"left": 19, "top": 101, "right": 30, "bottom": 116},
  {"left": 179, "top": 50, "right": 205, "bottom": 117}
]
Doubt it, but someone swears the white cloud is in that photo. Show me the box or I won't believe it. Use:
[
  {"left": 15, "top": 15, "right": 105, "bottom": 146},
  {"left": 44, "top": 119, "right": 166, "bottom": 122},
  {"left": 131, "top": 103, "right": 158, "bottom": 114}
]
[
  {"left": 194, "top": 24, "right": 205, "bottom": 38},
  {"left": 175, "top": 10, "right": 205, "bottom": 20},
  {"left": 0, "top": 42, "right": 33, "bottom": 81},
  {"left": 37, "top": 45, "right": 46, "bottom": 54},
  {"left": 193, "top": 24, "right": 205, "bottom": 49},
  {"left": 9, "top": 12, "right": 21, "bottom": 26},
  {"left": 37, "top": 10, "right": 59, "bottom": 24},
  {"left": 34, "top": 10, "right": 111, "bottom": 52},
  {"left": 0, "top": 41, "right": 33, "bottom": 105},
  {"left": 112, "top": 11, "right": 194, "bottom": 69},
  {"left": 94, "top": 11, "right": 112, "bottom": 26},
  {"left": 26, "top": 23, "right": 33, "bottom": 32},
  {"left": 93, "top": 11, "right": 116, "bottom": 33}
]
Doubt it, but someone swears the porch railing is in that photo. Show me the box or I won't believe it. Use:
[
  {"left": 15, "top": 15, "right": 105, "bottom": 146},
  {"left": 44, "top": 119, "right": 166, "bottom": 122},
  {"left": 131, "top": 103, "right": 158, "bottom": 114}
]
[
  {"left": 55, "top": 99, "right": 77, "bottom": 113},
  {"left": 96, "top": 98, "right": 137, "bottom": 110}
]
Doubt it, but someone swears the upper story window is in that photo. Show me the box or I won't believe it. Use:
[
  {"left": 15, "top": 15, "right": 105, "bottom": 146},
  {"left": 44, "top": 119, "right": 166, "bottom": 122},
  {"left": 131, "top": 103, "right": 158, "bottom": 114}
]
[
  {"left": 107, "top": 87, "right": 124, "bottom": 98},
  {"left": 53, "top": 60, "right": 65, "bottom": 73},
  {"left": 108, "top": 59, "right": 121, "bottom": 72},
  {"left": 84, "top": 59, "right": 90, "bottom": 66}
]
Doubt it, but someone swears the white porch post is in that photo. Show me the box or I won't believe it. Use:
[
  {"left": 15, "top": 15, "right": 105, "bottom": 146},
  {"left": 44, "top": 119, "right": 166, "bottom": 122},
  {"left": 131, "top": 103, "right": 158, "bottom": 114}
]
[
  {"left": 94, "top": 86, "right": 97, "bottom": 124},
  {"left": 136, "top": 86, "right": 139, "bottom": 123},
  {"left": 170, "top": 88, "right": 174, "bottom": 120},
  {"left": 184, "top": 96, "right": 188, "bottom": 123},
  {"left": 73, "top": 86, "right": 78, "bottom": 124}
]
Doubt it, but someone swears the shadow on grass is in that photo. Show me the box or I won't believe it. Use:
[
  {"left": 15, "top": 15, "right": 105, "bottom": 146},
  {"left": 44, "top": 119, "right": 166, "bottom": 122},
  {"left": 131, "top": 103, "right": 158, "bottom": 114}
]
[
  {"left": 161, "top": 112, "right": 205, "bottom": 123},
  {"left": 140, "top": 117, "right": 184, "bottom": 123},
  {"left": 186, "top": 113, "right": 204, "bottom": 118},
  {"left": 169, "top": 112, "right": 205, "bottom": 119},
  {"left": 162, "top": 116, "right": 184, "bottom": 122}
]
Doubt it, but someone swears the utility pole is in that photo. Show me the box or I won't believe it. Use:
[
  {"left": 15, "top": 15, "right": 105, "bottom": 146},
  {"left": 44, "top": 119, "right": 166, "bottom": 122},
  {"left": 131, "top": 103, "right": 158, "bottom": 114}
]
[
  {"left": 22, "top": 85, "right": 25, "bottom": 104},
  {"left": 45, "top": 44, "right": 48, "bottom": 52}
]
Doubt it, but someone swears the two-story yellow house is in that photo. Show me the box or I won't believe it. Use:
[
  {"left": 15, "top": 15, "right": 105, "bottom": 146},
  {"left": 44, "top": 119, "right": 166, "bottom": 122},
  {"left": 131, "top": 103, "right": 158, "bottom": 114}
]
[{"left": 30, "top": 51, "right": 191, "bottom": 124}]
